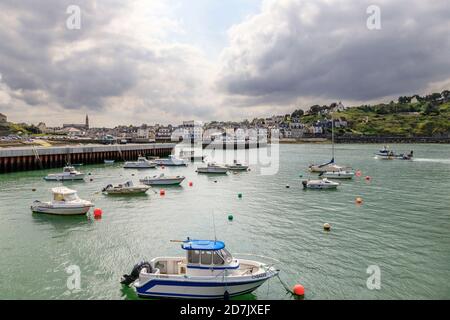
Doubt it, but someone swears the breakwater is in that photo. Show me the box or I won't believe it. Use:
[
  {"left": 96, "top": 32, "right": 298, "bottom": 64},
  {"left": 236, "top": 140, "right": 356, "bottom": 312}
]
[{"left": 0, "top": 143, "right": 175, "bottom": 173}]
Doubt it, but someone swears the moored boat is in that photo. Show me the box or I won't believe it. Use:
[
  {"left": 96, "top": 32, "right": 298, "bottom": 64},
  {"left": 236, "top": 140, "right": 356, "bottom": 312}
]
[
  {"left": 302, "top": 178, "right": 340, "bottom": 189},
  {"left": 319, "top": 170, "right": 354, "bottom": 179},
  {"left": 196, "top": 162, "right": 228, "bottom": 174},
  {"left": 31, "top": 187, "right": 93, "bottom": 215},
  {"left": 104, "top": 160, "right": 115, "bottom": 164},
  {"left": 225, "top": 160, "right": 249, "bottom": 171},
  {"left": 121, "top": 238, "right": 279, "bottom": 299},
  {"left": 154, "top": 155, "right": 188, "bottom": 166},
  {"left": 140, "top": 174, "right": 185, "bottom": 186},
  {"left": 44, "top": 166, "right": 85, "bottom": 181},
  {"left": 102, "top": 181, "right": 150, "bottom": 195},
  {"left": 124, "top": 156, "right": 157, "bottom": 169}
]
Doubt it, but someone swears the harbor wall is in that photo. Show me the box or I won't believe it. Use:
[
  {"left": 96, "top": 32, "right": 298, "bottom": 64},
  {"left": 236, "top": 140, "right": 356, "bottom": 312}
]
[{"left": 0, "top": 143, "right": 175, "bottom": 173}]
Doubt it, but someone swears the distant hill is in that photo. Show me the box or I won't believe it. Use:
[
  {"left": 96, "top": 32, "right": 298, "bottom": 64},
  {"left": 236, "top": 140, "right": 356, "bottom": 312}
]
[{"left": 294, "top": 91, "right": 450, "bottom": 137}]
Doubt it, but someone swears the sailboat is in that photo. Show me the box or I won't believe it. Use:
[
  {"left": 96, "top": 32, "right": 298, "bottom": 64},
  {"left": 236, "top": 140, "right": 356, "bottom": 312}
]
[{"left": 309, "top": 115, "right": 349, "bottom": 173}]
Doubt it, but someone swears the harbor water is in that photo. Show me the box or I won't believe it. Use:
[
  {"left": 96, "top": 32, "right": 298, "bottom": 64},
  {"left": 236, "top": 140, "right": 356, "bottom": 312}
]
[{"left": 0, "top": 144, "right": 449, "bottom": 299}]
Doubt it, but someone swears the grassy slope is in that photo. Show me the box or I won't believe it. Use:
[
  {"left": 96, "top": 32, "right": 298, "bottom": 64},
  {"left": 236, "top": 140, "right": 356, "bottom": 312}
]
[{"left": 303, "top": 102, "right": 450, "bottom": 137}]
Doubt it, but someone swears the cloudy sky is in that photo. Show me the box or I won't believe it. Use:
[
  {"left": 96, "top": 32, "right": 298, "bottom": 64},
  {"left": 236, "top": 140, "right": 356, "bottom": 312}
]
[{"left": 0, "top": 0, "right": 449, "bottom": 127}]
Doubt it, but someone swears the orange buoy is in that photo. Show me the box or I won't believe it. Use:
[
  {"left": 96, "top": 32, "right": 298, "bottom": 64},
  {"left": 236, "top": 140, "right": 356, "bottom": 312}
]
[
  {"left": 356, "top": 197, "right": 363, "bottom": 205},
  {"left": 160, "top": 189, "right": 166, "bottom": 196},
  {"left": 293, "top": 284, "right": 305, "bottom": 297},
  {"left": 93, "top": 208, "right": 102, "bottom": 219},
  {"left": 356, "top": 170, "right": 362, "bottom": 177},
  {"left": 188, "top": 181, "right": 193, "bottom": 187},
  {"left": 323, "top": 223, "right": 331, "bottom": 231}
]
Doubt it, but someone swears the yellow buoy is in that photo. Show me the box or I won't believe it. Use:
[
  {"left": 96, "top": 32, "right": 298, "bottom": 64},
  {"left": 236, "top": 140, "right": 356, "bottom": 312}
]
[{"left": 323, "top": 223, "right": 331, "bottom": 231}]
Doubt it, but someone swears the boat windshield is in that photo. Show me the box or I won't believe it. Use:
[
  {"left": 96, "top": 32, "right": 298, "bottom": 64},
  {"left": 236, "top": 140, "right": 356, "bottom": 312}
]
[
  {"left": 219, "top": 249, "right": 233, "bottom": 264},
  {"left": 187, "top": 249, "right": 227, "bottom": 265},
  {"left": 54, "top": 193, "right": 78, "bottom": 202}
]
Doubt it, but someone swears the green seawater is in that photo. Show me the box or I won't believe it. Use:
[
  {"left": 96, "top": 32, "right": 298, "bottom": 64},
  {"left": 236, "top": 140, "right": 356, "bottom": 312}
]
[{"left": 0, "top": 144, "right": 449, "bottom": 300}]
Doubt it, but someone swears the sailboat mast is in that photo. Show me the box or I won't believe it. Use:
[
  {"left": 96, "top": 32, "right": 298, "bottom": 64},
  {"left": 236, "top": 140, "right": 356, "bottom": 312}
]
[{"left": 331, "top": 113, "right": 335, "bottom": 161}]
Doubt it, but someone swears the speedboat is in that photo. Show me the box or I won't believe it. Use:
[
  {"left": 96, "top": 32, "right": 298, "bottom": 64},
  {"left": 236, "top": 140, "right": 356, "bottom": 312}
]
[
  {"left": 124, "top": 156, "right": 157, "bottom": 169},
  {"left": 140, "top": 174, "right": 185, "bottom": 186},
  {"left": 225, "top": 160, "right": 249, "bottom": 171},
  {"left": 44, "top": 166, "right": 85, "bottom": 181},
  {"left": 121, "top": 238, "right": 279, "bottom": 299},
  {"left": 375, "top": 146, "right": 395, "bottom": 160},
  {"left": 154, "top": 155, "right": 188, "bottom": 166},
  {"left": 31, "top": 187, "right": 93, "bottom": 215},
  {"left": 196, "top": 162, "right": 228, "bottom": 174},
  {"left": 102, "top": 181, "right": 150, "bottom": 195},
  {"left": 302, "top": 178, "right": 339, "bottom": 189},
  {"left": 319, "top": 170, "right": 354, "bottom": 179}
]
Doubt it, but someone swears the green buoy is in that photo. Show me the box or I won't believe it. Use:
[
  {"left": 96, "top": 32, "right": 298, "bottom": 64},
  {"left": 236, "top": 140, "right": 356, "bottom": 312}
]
[
  {"left": 238, "top": 193, "right": 242, "bottom": 199},
  {"left": 228, "top": 215, "right": 234, "bottom": 221}
]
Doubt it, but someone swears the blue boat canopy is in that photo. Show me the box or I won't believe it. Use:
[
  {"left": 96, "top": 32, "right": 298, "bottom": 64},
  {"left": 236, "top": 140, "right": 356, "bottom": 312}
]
[{"left": 182, "top": 239, "right": 225, "bottom": 251}]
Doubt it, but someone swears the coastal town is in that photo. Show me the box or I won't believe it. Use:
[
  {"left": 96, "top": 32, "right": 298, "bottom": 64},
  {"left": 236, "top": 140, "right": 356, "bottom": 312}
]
[{"left": 1, "top": 90, "right": 449, "bottom": 147}]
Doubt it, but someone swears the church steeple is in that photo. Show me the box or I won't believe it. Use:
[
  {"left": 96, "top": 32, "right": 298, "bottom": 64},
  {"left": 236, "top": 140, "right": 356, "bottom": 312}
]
[{"left": 85, "top": 114, "right": 89, "bottom": 129}]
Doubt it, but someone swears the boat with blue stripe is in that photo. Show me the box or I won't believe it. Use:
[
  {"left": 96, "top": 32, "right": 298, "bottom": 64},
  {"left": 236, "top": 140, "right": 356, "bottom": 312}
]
[{"left": 121, "top": 238, "right": 279, "bottom": 299}]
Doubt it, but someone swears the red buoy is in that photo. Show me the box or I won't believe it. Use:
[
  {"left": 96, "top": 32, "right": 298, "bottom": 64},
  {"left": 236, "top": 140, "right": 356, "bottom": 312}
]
[
  {"left": 365, "top": 176, "right": 372, "bottom": 181},
  {"left": 356, "top": 170, "right": 362, "bottom": 177},
  {"left": 188, "top": 181, "right": 193, "bottom": 187},
  {"left": 93, "top": 208, "right": 102, "bottom": 219},
  {"left": 293, "top": 284, "right": 305, "bottom": 297},
  {"left": 160, "top": 189, "right": 166, "bottom": 196}
]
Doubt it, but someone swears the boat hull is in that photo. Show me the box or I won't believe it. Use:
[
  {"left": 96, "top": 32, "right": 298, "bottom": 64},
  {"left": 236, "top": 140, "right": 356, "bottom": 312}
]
[
  {"left": 226, "top": 166, "right": 249, "bottom": 171},
  {"left": 104, "top": 187, "right": 149, "bottom": 195},
  {"left": 31, "top": 204, "right": 92, "bottom": 215},
  {"left": 197, "top": 168, "right": 228, "bottom": 174},
  {"left": 44, "top": 174, "right": 85, "bottom": 181},
  {"left": 135, "top": 274, "right": 275, "bottom": 299},
  {"left": 154, "top": 160, "right": 188, "bottom": 166},
  {"left": 124, "top": 164, "right": 156, "bottom": 169},
  {"left": 141, "top": 177, "right": 185, "bottom": 186},
  {"left": 321, "top": 172, "right": 354, "bottom": 179}
]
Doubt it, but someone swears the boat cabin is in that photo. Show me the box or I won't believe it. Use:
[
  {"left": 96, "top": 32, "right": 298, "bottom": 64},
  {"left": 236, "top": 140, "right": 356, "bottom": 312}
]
[
  {"left": 63, "top": 166, "right": 78, "bottom": 173},
  {"left": 52, "top": 187, "right": 79, "bottom": 202},
  {"left": 152, "top": 239, "right": 239, "bottom": 277}
]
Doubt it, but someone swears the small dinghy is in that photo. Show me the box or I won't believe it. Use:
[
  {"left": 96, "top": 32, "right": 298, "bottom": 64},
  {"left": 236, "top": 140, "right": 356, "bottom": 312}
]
[
  {"left": 319, "top": 170, "right": 354, "bottom": 179},
  {"left": 302, "top": 178, "right": 339, "bottom": 189},
  {"left": 140, "top": 173, "right": 185, "bottom": 186},
  {"left": 225, "top": 160, "right": 249, "bottom": 171},
  {"left": 44, "top": 166, "right": 85, "bottom": 181},
  {"left": 121, "top": 238, "right": 279, "bottom": 299},
  {"left": 102, "top": 181, "right": 150, "bottom": 195},
  {"left": 124, "top": 156, "right": 157, "bottom": 169},
  {"left": 196, "top": 162, "right": 228, "bottom": 174},
  {"left": 31, "top": 187, "right": 93, "bottom": 215}
]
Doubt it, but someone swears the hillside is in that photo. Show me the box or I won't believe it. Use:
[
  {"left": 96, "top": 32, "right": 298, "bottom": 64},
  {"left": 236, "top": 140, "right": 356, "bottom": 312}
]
[{"left": 298, "top": 98, "right": 450, "bottom": 137}]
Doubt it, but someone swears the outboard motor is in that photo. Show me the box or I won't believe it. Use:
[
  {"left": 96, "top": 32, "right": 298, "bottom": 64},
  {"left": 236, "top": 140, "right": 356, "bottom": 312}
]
[
  {"left": 302, "top": 180, "right": 308, "bottom": 188},
  {"left": 102, "top": 184, "right": 113, "bottom": 192},
  {"left": 121, "top": 261, "right": 153, "bottom": 286}
]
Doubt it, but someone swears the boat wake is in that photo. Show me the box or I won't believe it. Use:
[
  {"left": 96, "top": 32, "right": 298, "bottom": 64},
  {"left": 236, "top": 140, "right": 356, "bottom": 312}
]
[{"left": 413, "top": 158, "right": 450, "bottom": 164}]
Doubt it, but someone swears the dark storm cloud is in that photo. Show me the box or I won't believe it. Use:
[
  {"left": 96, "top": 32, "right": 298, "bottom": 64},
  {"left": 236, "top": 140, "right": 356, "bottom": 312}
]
[
  {"left": 0, "top": 0, "right": 135, "bottom": 110},
  {"left": 218, "top": 0, "right": 450, "bottom": 103}
]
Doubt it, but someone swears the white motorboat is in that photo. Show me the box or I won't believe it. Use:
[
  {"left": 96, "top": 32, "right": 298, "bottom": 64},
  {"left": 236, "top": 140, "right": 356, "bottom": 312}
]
[
  {"left": 196, "top": 162, "right": 228, "bottom": 174},
  {"left": 140, "top": 174, "right": 185, "bottom": 186},
  {"left": 31, "top": 187, "right": 93, "bottom": 215},
  {"left": 154, "top": 155, "right": 188, "bottom": 166},
  {"left": 180, "top": 149, "right": 204, "bottom": 161},
  {"left": 225, "top": 160, "right": 249, "bottom": 171},
  {"left": 375, "top": 147, "right": 414, "bottom": 160},
  {"left": 302, "top": 178, "right": 340, "bottom": 189},
  {"left": 102, "top": 181, "right": 150, "bottom": 195},
  {"left": 124, "top": 156, "right": 157, "bottom": 169},
  {"left": 44, "top": 166, "right": 85, "bottom": 181},
  {"left": 319, "top": 170, "right": 354, "bottom": 179},
  {"left": 121, "top": 238, "right": 279, "bottom": 299}
]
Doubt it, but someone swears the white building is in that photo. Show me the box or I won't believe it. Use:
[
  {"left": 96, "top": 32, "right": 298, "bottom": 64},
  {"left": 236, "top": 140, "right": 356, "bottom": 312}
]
[{"left": 0, "top": 113, "right": 6, "bottom": 123}]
